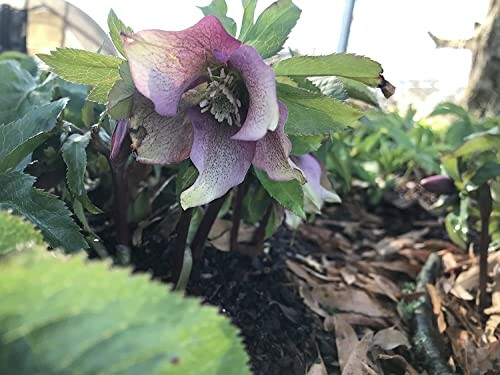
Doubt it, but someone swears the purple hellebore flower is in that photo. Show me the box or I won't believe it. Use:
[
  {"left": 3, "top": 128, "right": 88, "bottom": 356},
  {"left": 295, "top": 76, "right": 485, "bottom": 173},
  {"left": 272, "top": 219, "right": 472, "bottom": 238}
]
[
  {"left": 118, "top": 16, "right": 304, "bottom": 209},
  {"left": 420, "top": 175, "right": 455, "bottom": 195},
  {"left": 293, "top": 154, "right": 341, "bottom": 213}
]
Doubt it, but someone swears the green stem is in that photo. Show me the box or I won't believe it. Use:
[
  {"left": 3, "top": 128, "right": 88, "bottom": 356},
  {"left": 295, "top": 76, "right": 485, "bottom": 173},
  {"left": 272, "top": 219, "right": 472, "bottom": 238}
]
[{"left": 172, "top": 208, "right": 193, "bottom": 284}]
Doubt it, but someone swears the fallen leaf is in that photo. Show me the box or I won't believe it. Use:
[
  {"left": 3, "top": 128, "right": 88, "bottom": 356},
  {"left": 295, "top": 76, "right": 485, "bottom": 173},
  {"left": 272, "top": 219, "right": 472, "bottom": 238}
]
[
  {"left": 373, "top": 327, "right": 411, "bottom": 350},
  {"left": 427, "top": 284, "right": 447, "bottom": 333},
  {"left": 314, "top": 286, "right": 395, "bottom": 318},
  {"left": 334, "top": 315, "right": 359, "bottom": 372},
  {"left": 340, "top": 267, "right": 357, "bottom": 285},
  {"left": 342, "top": 332, "right": 376, "bottom": 375},
  {"left": 378, "top": 354, "right": 420, "bottom": 375},
  {"left": 453, "top": 252, "right": 500, "bottom": 292},
  {"left": 307, "top": 350, "right": 328, "bottom": 375},
  {"left": 299, "top": 284, "right": 328, "bottom": 318}
]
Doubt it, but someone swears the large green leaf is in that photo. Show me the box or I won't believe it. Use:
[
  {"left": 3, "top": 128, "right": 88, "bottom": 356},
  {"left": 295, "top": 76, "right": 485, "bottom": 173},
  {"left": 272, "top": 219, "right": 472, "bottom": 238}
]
[
  {"left": 239, "top": 0, "right": 258, "bottom": 40},
  {"left": 0, "top": 172, "right": 86, "bottom": 252},
  {"left": 0, "top": 250, "right": 251, "bottom": 375},
  {"left": 107, "top": 9, "right": 134, "bottom": 57},
  {"left": 38, "top": 49, "right": 123, "bottom": 104},
  {"left": 273, "top": 53, "right": 383, "bottom": 87},
  {"left": 0, "top": 60, "right": 54, "bottom": 124},
  {"left": 255, "top": 168, "right": 305, "bottom": 218},
  {"left": 338, "top": 77, "right": 379, "bottom": 107},
  {"left": 277, "top": 83, "right": 363, "bottom": 136},
  {"left": 452, "top": 127, "right": 500, "bottom": 158},
  {"left": 0, "top": 99, "right": 68, "bottom": 173},
  {"left": 429, "top": 102, "right": 471, "bottom": 123},
  {"left": 243, "top": 0, "right": 301, "bottom": 58},
  {"left": 198, "top": 0, "right": 237, "bottom": 36},
  {"left": 0, "top": 211, "right": 44, "bottom": 255}
]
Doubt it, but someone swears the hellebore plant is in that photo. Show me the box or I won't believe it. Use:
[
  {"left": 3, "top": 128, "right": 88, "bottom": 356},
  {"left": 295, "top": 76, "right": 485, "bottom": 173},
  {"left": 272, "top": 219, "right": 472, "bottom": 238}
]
[{"left": 115, "top": 16, "right": 304, "bottom": 211}]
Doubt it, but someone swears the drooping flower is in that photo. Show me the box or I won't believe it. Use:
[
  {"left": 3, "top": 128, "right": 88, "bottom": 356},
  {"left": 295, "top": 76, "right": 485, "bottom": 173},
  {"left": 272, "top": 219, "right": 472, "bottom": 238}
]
[
  {"left": 293, "top": 154, "right": 340, "bottom": 214},
  {"left": 118, "top": 16, "right": 304, "bottom": 209}
]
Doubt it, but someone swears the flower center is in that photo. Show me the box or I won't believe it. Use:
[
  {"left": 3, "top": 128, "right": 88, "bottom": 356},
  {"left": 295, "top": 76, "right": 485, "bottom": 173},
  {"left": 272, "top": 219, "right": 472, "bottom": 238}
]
[{"left": 200, "top": 67, "right": 242, "bottom": 127}]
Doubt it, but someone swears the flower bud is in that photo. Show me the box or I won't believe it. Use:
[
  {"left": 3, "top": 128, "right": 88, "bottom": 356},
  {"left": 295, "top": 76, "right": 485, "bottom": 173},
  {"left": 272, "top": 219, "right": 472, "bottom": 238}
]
[{"left": 420, "top": 175, "right": 455, "bottom": 195}]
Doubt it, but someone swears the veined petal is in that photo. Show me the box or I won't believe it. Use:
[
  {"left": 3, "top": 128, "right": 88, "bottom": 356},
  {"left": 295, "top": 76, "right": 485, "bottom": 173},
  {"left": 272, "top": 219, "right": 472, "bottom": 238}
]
[
  {"left": 129, "top": 94, "right": 194, "bottom": 165},
  {"left": 180, "top": 110, "right": 255, "bottom": 209},
  {"left": 229, "top": 45, "right": 279, "bottom": 141},
  {"left": 253, "top": 101, "right": 305, "bottom": 183},
  {"left": 122, "top": 16, "right": 241, "bottom": 116},
  {"left": 293, "top": 154, "right": 341, "bottom": 213}
]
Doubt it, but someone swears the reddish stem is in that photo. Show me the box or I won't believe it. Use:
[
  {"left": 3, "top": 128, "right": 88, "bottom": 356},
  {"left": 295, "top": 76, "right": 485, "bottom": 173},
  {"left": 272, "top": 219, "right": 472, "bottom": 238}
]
[
  {"left": 172, "top": 208, "right": 193, "bottom": 283},
  {"left": 478, "top": 184, "right": 492, "bottom": 310},
  {"left": 230, "top": 181, "right": 249, "bottom": 252},
  {"left": 191, "top": 195, "right": 227, "bottom": 259}
]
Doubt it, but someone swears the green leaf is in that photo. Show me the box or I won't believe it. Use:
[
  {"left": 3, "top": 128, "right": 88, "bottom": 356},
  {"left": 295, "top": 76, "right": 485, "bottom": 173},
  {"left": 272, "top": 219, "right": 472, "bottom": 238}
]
[
  {"left": 255, "top": 168, "right": 305, "bottom": 218},
  {"left": 471, "top": 161, "right": 500, "bottom": 186},
  {"left": 0, "top": 60, "right": 54, "bottom": 124},
  {"left": 0, "top": 51, "right": 38, "bottom": 76},
  {"left": 242, "top": 184, "right": 270, "bottom": 224},
  {"left": 452, "top": 127, "right": 500, "bottom": 158},
  {"left": 429, "top": 102, "right": 471, "bottom": 123},
  {"left": 243, "top": 0, "right": 301, "bottom": 58},
  {"left": 61, "top": 132, "right": 101, "bottom": 214},
  {"left": 0, "top": 172, "right": 87, "bottom": 252},
  {"left": 0, "top": 99, "right": 68, "bottom": 173},
  {"left": 198, "top": 0, "right": 237, "bottom": 36},
  {"left": 273, "top": 53, "right": 383, "bottom": 86},
  {"left": 277, "top": 83, "right": 363, "bottom": 136},
  {"left": 0, "top": 250, "right": 251, "bottom": 375},
  {"left": 312, "top": 77, "right": 347, "bottom": 100},
  {"left": 0, "top": 210, "right": 45, "bottom": 255},
  {"left": 239, "top": 0, "right": 257, "bottom": 40},
  {"left": 38, "top": 48, "right": 123, "bottom": 104},
  {"left": 289, "top": 134, "right": 325, "bottom": 156},
  {"left": 338, "top": 77, "right": 380, "bottom": 107},
  {"left": 107, "top": 9, "right": 133, "bottom": 57},
  {"left": 176, "top": 164, "right": 199, "bottom": 199},
  {"left": 107, "top": 62, "right": 135, "bottom": 120}
]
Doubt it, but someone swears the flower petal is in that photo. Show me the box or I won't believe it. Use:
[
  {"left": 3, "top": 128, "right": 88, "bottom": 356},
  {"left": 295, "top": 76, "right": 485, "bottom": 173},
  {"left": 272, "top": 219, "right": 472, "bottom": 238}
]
[
  {"left": 129, "top": 94, "right": 194, "bottom": 165},
  {"left": 293, "top": 154, "right": 341, "bottom": 213},
  {"left": 110, "top": 119, "right": 130, "bottom": 161},
  {"left": 180, "top": 110, "right": 255, "bottom": 209},
  {"left": 228, "top": 45, "right": 279, "bottom": 141},
  {"left": 253, "top": 101, "right": 305, "bottom": 182},
  {"left": 122, "top": 16, "right": 241, "bottom": 116}
]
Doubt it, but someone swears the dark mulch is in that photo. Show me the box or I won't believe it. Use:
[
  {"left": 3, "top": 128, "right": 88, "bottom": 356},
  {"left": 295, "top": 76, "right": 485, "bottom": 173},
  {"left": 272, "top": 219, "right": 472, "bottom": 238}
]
[{"left": 104, "top": 185, "right": 445, "bottom": 374}]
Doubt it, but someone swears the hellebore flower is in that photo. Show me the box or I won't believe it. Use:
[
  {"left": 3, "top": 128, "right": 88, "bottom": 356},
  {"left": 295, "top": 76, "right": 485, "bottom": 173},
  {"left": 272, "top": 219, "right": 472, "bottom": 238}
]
[
  {"left": 285, "top": 154, "right": 340, "bottom": 229},
  {"left": 420, "top": 175, "right": 455, "bottom": 195},
  {"left": 293, "top": 154, "right": 341, "bottom": 213},
  {"left": 120, "top": 16, "right": 304, "bottom": 209}
]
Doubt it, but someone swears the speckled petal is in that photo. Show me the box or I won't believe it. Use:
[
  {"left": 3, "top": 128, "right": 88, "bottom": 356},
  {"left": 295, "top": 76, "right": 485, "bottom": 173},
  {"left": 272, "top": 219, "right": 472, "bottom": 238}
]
[
  {"left": 293, "top": 154, "right": 341, "bottom": 213},
  {"left": 122, "top": 16, "right": 241, "bottom": 116},
  {"left": 180, "top": 110, "right": 255, "bottom": 209},
  {"left": 228, "top": 45, "right": 279, "bottom": 141},
  {"left": 253, "top": 101, "right": 304, "bottom": 182},
  {"left": 129, "top": 94, "right": 193, "bottom": 165}
]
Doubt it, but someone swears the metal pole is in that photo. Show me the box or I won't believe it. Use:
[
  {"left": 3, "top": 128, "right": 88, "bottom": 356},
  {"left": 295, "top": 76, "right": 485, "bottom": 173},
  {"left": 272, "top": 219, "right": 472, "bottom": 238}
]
[{"left": 337, "top": 0, "right": 356, "bottom": 53}]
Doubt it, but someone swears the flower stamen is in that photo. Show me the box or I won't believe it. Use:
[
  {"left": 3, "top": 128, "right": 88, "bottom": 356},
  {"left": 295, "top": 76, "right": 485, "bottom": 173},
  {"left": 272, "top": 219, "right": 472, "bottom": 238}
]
[{"left": 200, "top": 67, "right": 242, "bottom": 127}]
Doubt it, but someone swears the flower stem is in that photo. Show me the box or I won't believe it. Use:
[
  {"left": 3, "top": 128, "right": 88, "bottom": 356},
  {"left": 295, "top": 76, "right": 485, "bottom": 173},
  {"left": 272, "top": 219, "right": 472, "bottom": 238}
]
[
  {"left": 172, "top": 208, "right": 193, "bottom": 284},
  {"left": 478, "top": 183, "right": 492, "bottom": 310},
  {"left": 191, "top": 195, "right": 227, "bottom": 259},
  {"left": 252, "top": 202, "right": 273, "bottom": 251},
  {"left": 230, "top": 180, "right": 249, "bottom": 252}
]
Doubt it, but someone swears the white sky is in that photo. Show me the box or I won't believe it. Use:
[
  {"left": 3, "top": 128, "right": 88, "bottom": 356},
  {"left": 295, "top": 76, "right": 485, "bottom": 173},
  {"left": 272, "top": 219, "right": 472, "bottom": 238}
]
[{"left": 67, "top": 0, "right": 489, "bottom": 112}]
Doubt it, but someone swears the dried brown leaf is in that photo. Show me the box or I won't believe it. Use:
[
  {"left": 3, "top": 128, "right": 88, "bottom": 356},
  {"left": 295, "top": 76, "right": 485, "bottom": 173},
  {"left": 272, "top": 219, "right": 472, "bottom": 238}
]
[
  {"left": 341, "top": 332, "right": 376, "bottom": 375},
  {"left": 334, "top": 315, "right": 359, "bottom": 372},
  {"left": 373, "top": 327, "right": 411, "bottom": 350}
]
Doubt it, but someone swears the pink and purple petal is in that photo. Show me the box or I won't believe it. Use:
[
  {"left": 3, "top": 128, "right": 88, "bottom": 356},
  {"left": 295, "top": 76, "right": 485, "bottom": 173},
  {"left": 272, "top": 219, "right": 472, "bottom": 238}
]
[
  {"left": 122, "top": 16, "right": 241, "bottom": 117},
  {"left": 180, "top": 110, "right": 256, "bottom": 209},
  {"left": 228, "top": 45, "right": 279, "bottom": 141},
  {"left": 253, "top": 101, "right": 305, "bottom": 182},
  {"left": 293, "top": 154, "right": 341, "bottom": 213},
  {"left": 129, "top": 94, "right": 193, "bottom": 165}
]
